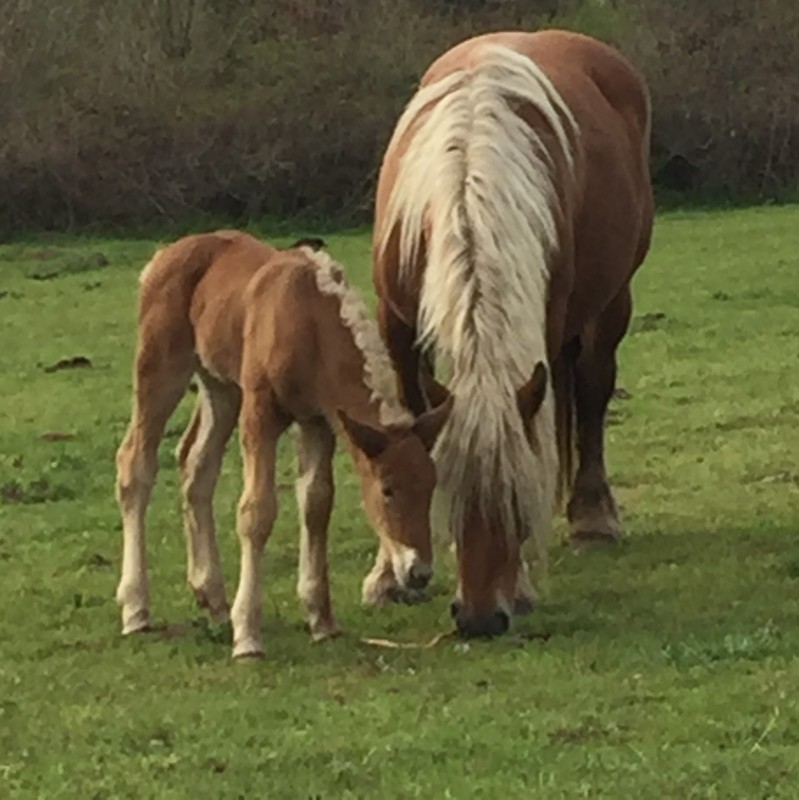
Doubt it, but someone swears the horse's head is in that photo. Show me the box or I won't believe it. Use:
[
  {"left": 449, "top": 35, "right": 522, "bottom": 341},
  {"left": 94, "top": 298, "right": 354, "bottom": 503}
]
[
  {"left": 431, "top": 363, "right": 549, "bottom": 638},
  {"left": 338, "top": 397, "right": 452, "bottom": 591}
]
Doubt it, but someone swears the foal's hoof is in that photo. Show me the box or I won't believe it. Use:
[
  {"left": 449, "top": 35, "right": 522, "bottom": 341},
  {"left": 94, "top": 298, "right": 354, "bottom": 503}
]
[
  {"left": 192, "top": 589, "right": 230, "bottom": 623},
  {"left": 309, "top": 623, "right": 344, "bottom": 642},
  {"left": 232, "top": 638, "right": 265, "bottom": 660},
  {"left": 362, "top": 578, "right": 426, "bottom": 606},
  {"left": 121, "top": 610, "right": 152, "bottom": 636},
  {"left": 388, "top": 586, "right": 429, "bottom": 605},
  {"left": 570, "top": 529, "right": 622, "bottom": 548}
]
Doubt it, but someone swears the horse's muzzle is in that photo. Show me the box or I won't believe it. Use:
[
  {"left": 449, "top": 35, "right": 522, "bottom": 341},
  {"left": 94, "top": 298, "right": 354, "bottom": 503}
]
[{"left": 450, "top": 601, "right": 510, "bottom": 638}]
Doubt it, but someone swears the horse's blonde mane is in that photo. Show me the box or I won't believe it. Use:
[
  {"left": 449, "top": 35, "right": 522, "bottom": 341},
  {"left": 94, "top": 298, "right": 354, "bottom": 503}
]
[
  {"left": 303, "top": 247, "right": 413, "bottom": 428},
  {"left": 378, "top": 43, "right": 577, "bottom": 555}
]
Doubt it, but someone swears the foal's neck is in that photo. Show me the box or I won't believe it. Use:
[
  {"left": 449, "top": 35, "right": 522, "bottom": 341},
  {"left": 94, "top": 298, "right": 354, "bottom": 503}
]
[
  {"left": 322, "top": 322, "right": 387, "bottom": 432},
  {"left": 303, "top": 256, "right": 411, "bottom": 451}
]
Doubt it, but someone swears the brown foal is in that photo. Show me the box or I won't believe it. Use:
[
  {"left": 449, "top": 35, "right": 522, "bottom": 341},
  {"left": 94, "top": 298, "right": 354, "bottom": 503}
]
[{"left": 115, "top": 232, "right": 451, "bottom": 657}]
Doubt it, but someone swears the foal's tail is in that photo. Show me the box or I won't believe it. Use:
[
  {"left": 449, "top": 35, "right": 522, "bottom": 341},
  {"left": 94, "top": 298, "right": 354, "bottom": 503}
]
[{"left": 552, "top": 339, "right": 579, "bottom": 511}]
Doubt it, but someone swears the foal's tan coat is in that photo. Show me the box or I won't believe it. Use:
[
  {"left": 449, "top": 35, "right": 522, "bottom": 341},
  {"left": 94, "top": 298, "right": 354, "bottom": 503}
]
[{"left": 115, "top": 232, "right": 450, "bottom": 657}]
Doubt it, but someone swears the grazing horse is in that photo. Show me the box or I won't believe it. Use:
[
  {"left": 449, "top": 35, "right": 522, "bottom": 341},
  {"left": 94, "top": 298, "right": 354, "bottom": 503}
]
[
  {"left": 115, "top": 232, "right": 451, "bottom": 658},
  {"left": 373, "top": 30, "right": 654, "bottom": 637}
]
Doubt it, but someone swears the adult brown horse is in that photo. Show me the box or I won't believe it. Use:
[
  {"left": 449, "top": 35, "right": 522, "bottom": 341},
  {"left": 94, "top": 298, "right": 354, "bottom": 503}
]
[{"left": 373, "top": 30, "right": 654, "bottom": 637}]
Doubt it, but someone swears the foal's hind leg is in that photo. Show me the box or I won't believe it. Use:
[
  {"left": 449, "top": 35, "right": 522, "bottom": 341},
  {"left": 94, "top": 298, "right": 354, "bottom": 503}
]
[
  {"left": 116, "top": 345, "right": 194, "bottom": 634},
  {"left": 568, "top": 286, "right": 632, "bottom": 545},
  {"left": 177, "top": 375, "right": 240, "bottom": 621},
  {"left": 294, "top": 418, "right": 341, "bottom": 640}
]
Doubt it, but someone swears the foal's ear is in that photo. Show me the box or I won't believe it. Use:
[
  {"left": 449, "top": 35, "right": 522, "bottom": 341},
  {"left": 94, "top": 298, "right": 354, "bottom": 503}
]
[
  {"left": 412, "top": 394, "right": 454, "bottom": 452},
  {"left": 337, "top": 410, "right": 389, "bottom": 460},
  {"left": 291, "top": 236, "right": 326, "bottom": 251},
  {"left": 516, "top": 362, "right": 548, "bottom": 427}
]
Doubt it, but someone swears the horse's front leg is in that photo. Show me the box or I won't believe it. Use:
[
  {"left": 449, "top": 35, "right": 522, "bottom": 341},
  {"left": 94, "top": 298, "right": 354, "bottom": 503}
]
[{"left": 377, "top": 298, "right": 428, "bottom": 416}]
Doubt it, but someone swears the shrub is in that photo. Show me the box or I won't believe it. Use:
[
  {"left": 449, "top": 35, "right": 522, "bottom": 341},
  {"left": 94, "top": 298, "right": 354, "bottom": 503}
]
[{"left": 0, "top": 0, "right": 796, "bottom": 234}]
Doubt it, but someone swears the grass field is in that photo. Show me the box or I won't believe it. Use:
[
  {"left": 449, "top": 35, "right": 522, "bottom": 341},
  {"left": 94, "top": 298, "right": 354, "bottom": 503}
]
[{"left": 2, "top": 206, "right": 799, "bottom": 798}]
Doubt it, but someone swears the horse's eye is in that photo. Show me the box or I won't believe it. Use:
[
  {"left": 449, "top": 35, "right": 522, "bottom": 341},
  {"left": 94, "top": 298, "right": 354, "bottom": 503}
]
[{"left": 381, "top": 484, "right": 394, "bottom": 500}]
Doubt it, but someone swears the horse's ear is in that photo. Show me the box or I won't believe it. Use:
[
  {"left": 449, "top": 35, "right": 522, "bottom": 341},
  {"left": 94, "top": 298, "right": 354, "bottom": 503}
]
[
  {"left": 337, "top": 410, "right": 389, "bottom": 459},
  {"left": 412, "top": 394, "right": 454, "bottom": 452},
  {"left": 516, "top": 362, "right": 548, "bottom": 428},
  {"left": 420, "top": 370, "right": 450, "bottom": 410}
]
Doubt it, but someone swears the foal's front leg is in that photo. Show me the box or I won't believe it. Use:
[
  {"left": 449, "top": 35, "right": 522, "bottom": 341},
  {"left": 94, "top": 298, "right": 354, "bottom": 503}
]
[
  {"left": 295, "top": 419, "right": 341, "bottom": 640},
  {"left": 230, "top": 390, "right": 286, "bottom": 658}
]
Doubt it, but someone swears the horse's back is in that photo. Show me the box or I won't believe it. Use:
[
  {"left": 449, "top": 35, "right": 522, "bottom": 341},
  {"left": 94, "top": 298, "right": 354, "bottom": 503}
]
[
  {"left": 422, "top": 30, "right": 649, "bottom": 141},
  {"left": 423, "top": 30, "right": 652, "bottom": 331},
  {"left": 377, "top": 31, "right": 652, "bottom": 331}
]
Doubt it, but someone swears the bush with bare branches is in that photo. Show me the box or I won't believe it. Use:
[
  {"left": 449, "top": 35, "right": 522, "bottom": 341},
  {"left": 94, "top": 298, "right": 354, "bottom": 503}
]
[{"left": 0, "top": 0, "right": 796, "bottom": 233}]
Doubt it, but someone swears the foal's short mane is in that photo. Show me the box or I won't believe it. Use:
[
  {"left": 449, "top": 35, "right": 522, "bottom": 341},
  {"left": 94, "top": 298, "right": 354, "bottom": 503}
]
[
  {"left": 378, "top": 43, "right": 577, "bottom": 552},
  {"left": 300, "top": 246, "right": 413, "bottom": 428}
]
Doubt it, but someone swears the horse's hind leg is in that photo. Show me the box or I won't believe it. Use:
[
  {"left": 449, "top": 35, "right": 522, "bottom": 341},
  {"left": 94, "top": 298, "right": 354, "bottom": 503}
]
[
  {"left": 568, "top": 285, "right": 632, "bottom": 545},
  {"left": 116, "top": 340, "right": 194, "bottom": 634},
  {"left": 177, "top": 375, "right": 240, "bottom": 621},
  {"left": 294, "top": 418, "right": 341, "bottom": 640}
]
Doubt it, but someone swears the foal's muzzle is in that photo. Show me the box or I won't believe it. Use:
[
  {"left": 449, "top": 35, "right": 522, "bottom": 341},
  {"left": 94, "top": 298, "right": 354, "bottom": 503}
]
[{"left": 391, "top": 546, "right": 433, "bottom": 592}]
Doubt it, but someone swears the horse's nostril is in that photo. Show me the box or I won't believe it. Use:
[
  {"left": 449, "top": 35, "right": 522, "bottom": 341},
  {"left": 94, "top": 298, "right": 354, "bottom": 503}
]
[
  {"left": 454, "top": 607, "right": 511, "bottom": 639},
  {"left": 493, "top": 609, "right": 510, "bottom": 636}
]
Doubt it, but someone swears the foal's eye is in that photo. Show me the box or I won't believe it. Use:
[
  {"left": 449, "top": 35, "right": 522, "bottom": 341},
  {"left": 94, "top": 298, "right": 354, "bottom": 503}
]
[{"left": 381, "top": 484, "right": 394, "bottom": 500}]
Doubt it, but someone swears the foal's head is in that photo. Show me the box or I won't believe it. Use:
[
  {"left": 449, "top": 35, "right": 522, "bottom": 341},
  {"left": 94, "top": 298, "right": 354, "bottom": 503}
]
[{"left": 339, "top": 398, "right": 452, "bottom": 591}]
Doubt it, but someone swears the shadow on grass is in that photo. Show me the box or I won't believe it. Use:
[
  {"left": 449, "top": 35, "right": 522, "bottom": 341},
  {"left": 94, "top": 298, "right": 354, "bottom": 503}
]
[
  {"left": 40, "top": 523, "right": 798, "bottom": 670},
  {"left": 519, "top": 523, "right": 799, "bottom": 662}
]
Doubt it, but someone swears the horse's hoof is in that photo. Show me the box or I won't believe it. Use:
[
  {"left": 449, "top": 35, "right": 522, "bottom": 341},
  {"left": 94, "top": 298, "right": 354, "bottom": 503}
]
[{"left": 570, "top": 529, "right": 622, "bottom": 547}]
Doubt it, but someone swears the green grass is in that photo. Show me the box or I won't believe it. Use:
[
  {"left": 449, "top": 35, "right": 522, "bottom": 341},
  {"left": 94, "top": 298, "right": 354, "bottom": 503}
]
[{"left": 2, "top": 207, "right": 799, "bottom": 798}]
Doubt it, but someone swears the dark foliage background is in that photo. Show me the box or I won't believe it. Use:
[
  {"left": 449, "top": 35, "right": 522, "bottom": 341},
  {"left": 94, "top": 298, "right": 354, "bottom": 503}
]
[{"left": 2, "top": 0, "right": 797, "bottom": 232}]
